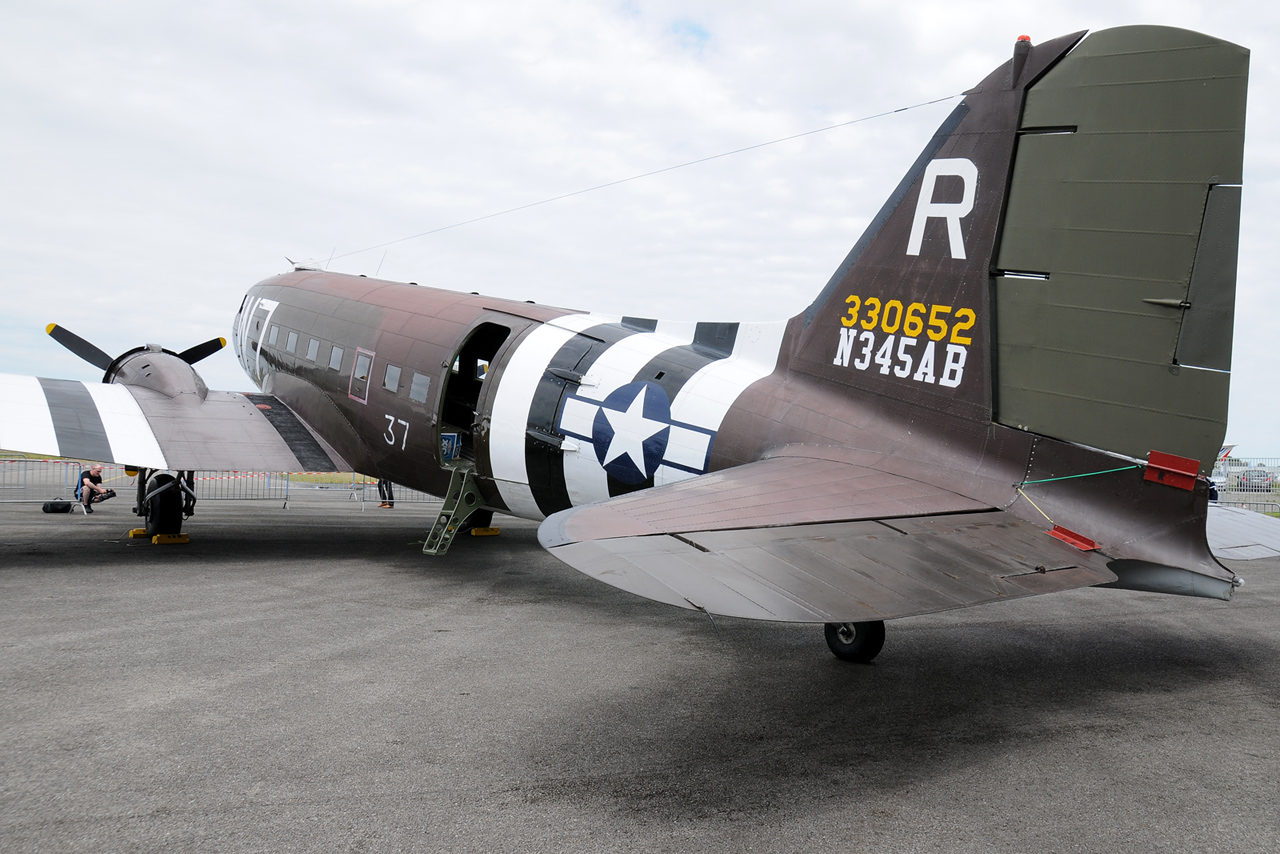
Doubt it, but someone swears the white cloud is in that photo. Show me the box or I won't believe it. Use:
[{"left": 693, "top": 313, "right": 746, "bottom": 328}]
[{"left": 2, "top": 1, "right": 1277, "bottom": 452}]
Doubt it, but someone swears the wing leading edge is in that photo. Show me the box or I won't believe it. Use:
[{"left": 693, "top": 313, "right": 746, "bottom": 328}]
[{"left": 538, "top": 455, "right": 1117, "bottom": 622}]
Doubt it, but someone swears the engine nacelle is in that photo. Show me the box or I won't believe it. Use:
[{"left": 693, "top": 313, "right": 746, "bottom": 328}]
[{"left": 105, "top": 344, "right": 209, "bottom": 401}]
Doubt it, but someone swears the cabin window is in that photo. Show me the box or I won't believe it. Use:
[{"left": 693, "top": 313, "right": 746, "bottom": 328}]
[
  {"left": 353, "top": 352, "right": 372, "bottom": 382},
  {"left": 306, "top": 338, "right": 320, "bottom": 361},
  {"left": 285, "top": 331, "right": 298, "bottom": 353},
  {"left": 329, "top": 346, "right": 344, "bottom": 370},
  {"left": 383, "top": 364, "right": 401, "bottom": 392},
  {"left": 409, "top": 372, "right": 431, "bottom": 404},
  {"left": 268, "top": 325, "right": 279, "bottom": 346}
]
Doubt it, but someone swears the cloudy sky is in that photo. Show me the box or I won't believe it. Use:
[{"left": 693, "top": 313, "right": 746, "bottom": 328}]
[{"left": 3, "top": 1, "right": 1277, "bottom": 453}]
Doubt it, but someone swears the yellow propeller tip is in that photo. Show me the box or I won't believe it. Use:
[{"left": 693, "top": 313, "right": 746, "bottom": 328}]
[
  {"left": 45, "top": 323, "right": 57, "bottom": 334},
  {"left": 219, "top": 337, "right": 227, "bottom": 347}
]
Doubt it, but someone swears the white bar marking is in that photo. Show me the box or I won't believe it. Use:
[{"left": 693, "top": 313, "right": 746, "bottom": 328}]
[
  {"left": 0, "top": 373, "right": 61, "bottom": 458},
  {"left": 83, "top": 383, "right": 169, "bottom": 468}
]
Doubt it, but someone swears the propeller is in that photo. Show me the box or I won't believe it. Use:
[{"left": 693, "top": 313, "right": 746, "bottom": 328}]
[
  {"left": 45, "top": 324, "right": 112, "bottom": 371},
  {"left": 46, "top": 324, "right": 228, "bottom": 370},
  {"left": 177, "top": 337, "right": 229, "bottom": 365}
]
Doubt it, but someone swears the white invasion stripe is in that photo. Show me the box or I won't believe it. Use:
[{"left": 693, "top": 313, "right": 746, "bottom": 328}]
[
  {"left": 545, "top": 312, "right": 619, "bottom": 334},
  {"left": 653, "top": 320, "right": 697, "bottom": 339},
  {"left": 575, "top": 330, "right": 694, "bottom": 402},
  {"left": 251, "top": 298, "right": 280, "bottom": 384},
  {"left": 83, "top": 384, "right": 169, "bottom": 469},
  {"left": 0, "top": 373, "right": 60, "bottom": 457},
  {"left": 560, "top": 329, "right": 696, "bottom": 506},
  {"left": 658, "top": 320, "right": 787, "bottom": 486},
  {"left": 493, "top": 479, "right": 543, "bottom": 520},
  {"left": 488, "top": 318, "right": 598, "bottom": 520}
]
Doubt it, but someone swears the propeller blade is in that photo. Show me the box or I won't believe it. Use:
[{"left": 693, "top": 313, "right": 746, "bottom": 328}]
[
  {"left": 177, "top": 337, "right": 227, "bottom": 364},
  {"left": 46, "top": 324, "right": 113, "bottom": 371}
]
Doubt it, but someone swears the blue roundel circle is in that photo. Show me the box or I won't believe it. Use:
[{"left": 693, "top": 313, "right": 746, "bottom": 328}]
[{"left": 591, "top": 381, "right": 672, "bottom": 484}]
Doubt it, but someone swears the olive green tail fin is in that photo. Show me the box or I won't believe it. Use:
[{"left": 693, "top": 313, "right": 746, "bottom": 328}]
[{"left": 993, "top": 26, "right": 1248, "bottom": 473}]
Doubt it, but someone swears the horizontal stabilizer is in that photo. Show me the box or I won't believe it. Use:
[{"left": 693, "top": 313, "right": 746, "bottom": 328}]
[
  {"left": 1206, "top": 505, "right": 1280, "bottom": 561},
  {"left": 538, "top": 452, "right": 989, "bottom": 546},
  {"left": 543, "top": 511, "right": 1116, "bottom": 623},
  {"left": 539, "top": 453, "right": 1116, "bottom": 622}
]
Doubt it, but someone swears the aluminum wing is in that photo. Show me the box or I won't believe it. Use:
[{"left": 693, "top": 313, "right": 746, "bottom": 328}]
[
  {"left": 538, "top": 454, "right": 1117, "bottom": 622},
  {"left": 0, "top": 372, "right": 346, "bottom": 472}
]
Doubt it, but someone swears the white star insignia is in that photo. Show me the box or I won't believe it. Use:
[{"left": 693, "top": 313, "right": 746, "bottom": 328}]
[{"left": 601, "top": 385, "right": 667, "bottom": 475}]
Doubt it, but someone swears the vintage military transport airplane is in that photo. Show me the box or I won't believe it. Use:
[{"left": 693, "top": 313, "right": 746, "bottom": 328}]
[{"left": 0, "top": 26, "right": 1255, "bottom": 661}]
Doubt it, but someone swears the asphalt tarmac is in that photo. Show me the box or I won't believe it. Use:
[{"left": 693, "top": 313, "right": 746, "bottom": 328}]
[{"left": 2, "top": 489, "right": 1278, "bottom": 853}]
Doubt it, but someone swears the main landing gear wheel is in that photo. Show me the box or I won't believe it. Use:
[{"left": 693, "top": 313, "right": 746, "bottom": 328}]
[
  {"left": 824, "top": 621, "right": 886, "bottom": 663},
  {"left": 144, "top": 473, "right": 184, "bottom": 537}
]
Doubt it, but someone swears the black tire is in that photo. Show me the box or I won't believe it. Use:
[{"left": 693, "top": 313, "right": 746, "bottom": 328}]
[
  {"left": 459, "top": 508, "right": 494, "bottom": 534},
  {"left": 144, "top": 474, "right": 184, "bottom": 537},
  {"left": 824, "top": 621, "right": 886, "bottom": 663}
]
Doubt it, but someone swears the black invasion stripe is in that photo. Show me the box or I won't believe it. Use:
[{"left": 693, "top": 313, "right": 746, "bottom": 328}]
[
  {"left": 605, "top": 322, "right": 739, "bottom": 497},
  {"left": 38, "top": 378, "right": 114, "bottom": 463},
  {"left": 525, "top": 323, "right": 639, "bottom": 516},
  {"left": 620, "top": 316, "right": 657, "bottom": 333},
  {"left": 692, "top": 322, "right": 738, "bottom": 358},
  {"left": 243, "top": 394, "right": 338, "bottom": 472}
]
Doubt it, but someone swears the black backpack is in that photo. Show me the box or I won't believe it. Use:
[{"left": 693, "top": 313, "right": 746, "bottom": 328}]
[{"left": 43, "top": 500, "right": 73, "bottom": 514}]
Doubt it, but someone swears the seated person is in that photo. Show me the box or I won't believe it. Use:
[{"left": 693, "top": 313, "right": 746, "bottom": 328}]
[{"left": 77, "top": 464, "right": 116, "bottom": 513}]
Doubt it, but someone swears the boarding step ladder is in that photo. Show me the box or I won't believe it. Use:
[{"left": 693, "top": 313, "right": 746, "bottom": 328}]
[{"left": 423, "top": 464, "right": 487, "bottom": 555}]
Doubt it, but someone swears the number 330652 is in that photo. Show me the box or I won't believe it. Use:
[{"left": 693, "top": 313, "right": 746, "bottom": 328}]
[{"left": 840, "top": 295, "right": 975, "bottom": 346}]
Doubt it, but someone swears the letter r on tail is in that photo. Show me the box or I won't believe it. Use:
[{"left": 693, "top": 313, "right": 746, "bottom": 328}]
[{"left": 906, "top": 158, "right": 978, "bottom": 260}]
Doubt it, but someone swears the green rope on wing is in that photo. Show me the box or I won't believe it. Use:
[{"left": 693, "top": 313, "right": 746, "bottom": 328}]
[{"left": 1018, "top": 465, "right": 1142, "bottom": 488}]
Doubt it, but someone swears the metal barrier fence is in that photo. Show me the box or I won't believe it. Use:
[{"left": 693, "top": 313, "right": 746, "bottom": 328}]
[
  {"left": 0, "top": 460, "right": 292, "bottom": 505},
  {"left": 193, "top": 471, "right": 290, "bottom": 503},
  {"left": 0, "top": 458, "right": 442, "bottom": 512},
  {"left": 339, "top": 474, "right": 442, "bottom": 510},
  {"left": 1213, "top": 500, "right": 1280, "bottom": 516},
  {"left": 0, "top": 458, "right": 86, "bottom": 502},
  {"left": 1213, "top": 457, "right": 1280, "bottom": 494}
]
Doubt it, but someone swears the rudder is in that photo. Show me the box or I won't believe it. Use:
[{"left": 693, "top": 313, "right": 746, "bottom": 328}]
[{"left": 994, "top": 26, "right": 1247, "bottom": 473}]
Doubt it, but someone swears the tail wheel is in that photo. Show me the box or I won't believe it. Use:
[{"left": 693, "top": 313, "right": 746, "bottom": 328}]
[
  {"left": 824, "top": 621, "right": 886, "bottom": 663},
  {"left": 144, "top": 473, "right": 184, "bottom": 537}
]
